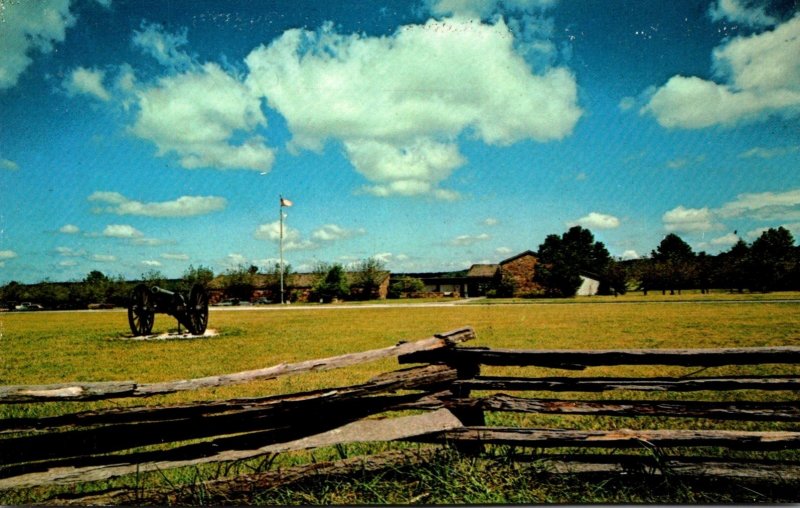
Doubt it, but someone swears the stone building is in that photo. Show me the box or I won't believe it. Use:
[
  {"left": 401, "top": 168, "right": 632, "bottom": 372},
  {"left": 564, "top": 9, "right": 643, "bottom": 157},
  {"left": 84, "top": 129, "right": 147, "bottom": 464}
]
[{"left": 499, "top": 250, "right": 542, "bottom": 297}]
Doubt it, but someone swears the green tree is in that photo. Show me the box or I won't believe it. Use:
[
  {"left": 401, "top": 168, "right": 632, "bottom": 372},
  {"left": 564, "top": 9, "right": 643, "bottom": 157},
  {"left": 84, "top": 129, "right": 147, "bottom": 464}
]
[
  {"left": 222, "top": 265, "right": 256, "bottom": 300},
  {"left": 140, "top": 269, "right": 167, "bottom": 288},
  {"left": 651, "top": 233, "right": 695, "bottom": 294},
  {"left": 534, "top": 226, "right": 612, "bottom": 297},
  {"left": 389, "top": 276, "right": 425, "bottom": 298},
  {"left": 313, "top": 263, "right": 349, "bottom": 303},
  {"left": 179, "top": 264, "right": 214, "bottom": 292},
  {"left": 748, "top": 227, "right": 797, "bottom": 292},
  {"left": 350, "top": 257, "right": 387, "bottom": 300},
  {"left": 716, "top": 239, "right": 750, "bottom": 293},
  {"left": 82, "top": 270, "right": 110, "bottom": 303}
]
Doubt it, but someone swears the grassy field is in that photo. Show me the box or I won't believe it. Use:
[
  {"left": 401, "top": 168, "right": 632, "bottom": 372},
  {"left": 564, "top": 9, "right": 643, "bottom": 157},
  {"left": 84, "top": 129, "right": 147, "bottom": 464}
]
[{"left": 2, "top": 292, "right": 800, "bottom": 503}]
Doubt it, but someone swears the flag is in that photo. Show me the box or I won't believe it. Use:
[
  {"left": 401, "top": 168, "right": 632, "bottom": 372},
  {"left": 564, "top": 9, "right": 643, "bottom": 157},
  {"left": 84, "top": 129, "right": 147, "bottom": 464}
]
[{"left": 280, "top": 197, "right": 293, "bottom": 207}]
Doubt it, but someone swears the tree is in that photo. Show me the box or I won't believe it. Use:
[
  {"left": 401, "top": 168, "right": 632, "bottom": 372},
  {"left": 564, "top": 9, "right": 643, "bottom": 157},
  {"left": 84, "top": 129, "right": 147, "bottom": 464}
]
[
  {"left": 748, "top": 227, "right": 797, "bottom": 292},
  {"left": 222, "top": 265, "right": 256, "bottom": 301},
  {"left": 179, "top": 264, "right": 214, "bottom": 292},
  {"left": 313, "top": 263, "right": 349, "bottom": 303},
  {"left": 350, "top": 257, "right": 387, "bottom": 300},
  {"left": 534, "top": 226, "right": 612, "bottom": 297},
  {"left": 716, "top": 239, "right": 750, "bottom": 293},
  {"left": 262, "top": 262, "right": 292, "bottom": 301},
  {"left": 82, "top": 270, "right": 110, "bottom": 303},
  {"left": 388, "top": 276, "right": 425, "bottom": 298},
  {"left": 651, "top": 233, "right": 695, "bottom": 295}
]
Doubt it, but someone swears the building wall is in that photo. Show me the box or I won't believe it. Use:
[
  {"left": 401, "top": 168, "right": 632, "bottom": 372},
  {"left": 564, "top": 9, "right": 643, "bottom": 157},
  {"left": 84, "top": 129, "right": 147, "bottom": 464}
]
[{"left": 501, "top": 254, "right": 542, "bottom": 297}]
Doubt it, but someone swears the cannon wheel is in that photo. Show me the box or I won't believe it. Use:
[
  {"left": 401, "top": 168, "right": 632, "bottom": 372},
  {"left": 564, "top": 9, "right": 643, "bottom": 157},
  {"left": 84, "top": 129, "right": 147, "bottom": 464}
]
[
  {"left": 188, "top": 284, "right": 209, "bottom": 335},
  {"left": 128, "top": 284, "right": 155, "bottom": 336}
]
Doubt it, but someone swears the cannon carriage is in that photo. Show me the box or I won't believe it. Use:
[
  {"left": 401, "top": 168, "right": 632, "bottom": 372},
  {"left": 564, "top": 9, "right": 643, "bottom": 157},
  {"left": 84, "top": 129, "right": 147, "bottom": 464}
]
[{"left": 127, "top": 284, "right": 209, "bottom": 336}]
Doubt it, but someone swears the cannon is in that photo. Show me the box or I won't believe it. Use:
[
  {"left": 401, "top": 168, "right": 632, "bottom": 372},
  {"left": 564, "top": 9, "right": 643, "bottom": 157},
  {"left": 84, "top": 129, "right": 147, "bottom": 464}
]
[{"left": 127, "top": 284, "right": 209, "bottom": 336}]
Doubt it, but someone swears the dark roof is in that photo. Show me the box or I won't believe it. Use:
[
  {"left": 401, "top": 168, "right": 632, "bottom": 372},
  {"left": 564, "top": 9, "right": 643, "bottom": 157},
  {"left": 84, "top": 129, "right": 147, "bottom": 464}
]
[
  {"left": 210, "top": 271, "right": 390, "bottom": 290},
  {"left": 499, "top": 250, "right": 538, "bottom": 266},
  {"left": 466, "top": 264, "right": 499, "bottom": 278}
]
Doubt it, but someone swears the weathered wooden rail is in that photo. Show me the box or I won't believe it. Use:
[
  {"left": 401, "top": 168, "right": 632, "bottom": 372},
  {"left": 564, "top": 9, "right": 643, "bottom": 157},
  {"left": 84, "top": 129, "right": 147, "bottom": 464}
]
[{"left": 1, "top": 326, "right": 799, "bottom": 504}]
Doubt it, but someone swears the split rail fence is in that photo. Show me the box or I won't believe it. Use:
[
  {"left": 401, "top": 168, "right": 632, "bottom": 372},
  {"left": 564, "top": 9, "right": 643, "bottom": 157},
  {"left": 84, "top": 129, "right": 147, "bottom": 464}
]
[{"left": 1, "top": 326, "right": 799, "bottom": 504}]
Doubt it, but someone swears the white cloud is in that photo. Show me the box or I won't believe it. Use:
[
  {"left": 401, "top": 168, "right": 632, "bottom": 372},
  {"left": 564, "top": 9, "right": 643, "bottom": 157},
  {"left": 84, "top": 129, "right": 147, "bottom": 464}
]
[
  {"left": 643, "top": 16, "right": 800, "bottom": 129},
  {"left": 161, "top": 253, "right": 189, "bottom": 260},
  {"left": 56, "top": 246, "right": 83, "bottom": 256},
  {"left": 141, "top": 260, "right": 162, "bottom": 267},
  {"left": 102, "top": 224, "right": 143, "bottom": 238},
  {"left": 495, "top": 246, "right": 513, "bottom": 255},
  {"left": 245, "top": 17, "right": 581, "bottom": 198},
  {"left": 662, "top": 206, "right": 721, "bottom": 233},
  {"left": 225, "top": 253, "right": 248, "bottom": 267},
  {"left": 131, "top": 62, "right": 274, "bottom": 172},
  {"left": 621, "top": 250, "right": 640, "bottom": 260},
  {"left": 1, "top": 158, "right": 19, "bottom": 171},
  {"left": 88, "top": 191, "right": 226, "bottom": 217},
  {"left": 711, "top": 232, "right": 740, "bottom": 246},
  {"left": 618, "top": 96, "right": 636, "bottom": 111},
  {"left": 484, "top": 218, "right": 499, "bottom": 226},
  {"left": 0, "top": 250, "right": 18, "bottom": 260},
  {"left": 717, "top": 188, "right": 800, "bottom": 221},
  {"left": 59, "top": 224, "right": 80, "bottom": 234},
  {"left": 570, "top": 212, "right": 620, "bottom": 230},
  {"left": 451, "top": 233, "right": 491, "bottom": 246},
  {"left": 666, "top": 155, "right": 705, "bottom": 169},
  {"left": 254, "top": 221, "right": 317, "bottom": 250},
  {"left": 425, "top": 0, "right": 556, "bottom": 19},
  {"left": 132, "top": 22, "right": 193, "bottom": 70},
  {"left": 709, "top": 0, "right": 777, "bottom": 28},
  {"left": 738, "top": 145, "right": 800, "bottom": 159},
  {"left": 59, "top": 260, "right": 78, "bottom": 267},
  {"left": 92, "top": 254, "right": 117, "bottom": 262},
  {"left": 0, "top": 0, "right": 75, "bottom": 90},
  {"left": 311, "top": 224, "right": 365, "bottom": 242},
  {"left": 64, "top": 67, "right": 111, "bottom": 101}
]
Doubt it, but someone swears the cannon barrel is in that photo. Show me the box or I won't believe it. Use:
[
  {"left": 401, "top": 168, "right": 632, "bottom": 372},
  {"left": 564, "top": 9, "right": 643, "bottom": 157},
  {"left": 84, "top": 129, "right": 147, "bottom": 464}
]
[{"left": 150, "top": 286, "right": 175, "bottom": 297}]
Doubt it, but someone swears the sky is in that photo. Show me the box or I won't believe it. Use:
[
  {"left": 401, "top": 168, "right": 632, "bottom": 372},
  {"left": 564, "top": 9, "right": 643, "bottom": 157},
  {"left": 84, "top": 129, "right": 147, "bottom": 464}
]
[{"left": 1, "top": 0, "right": 799, "bottom": 284}]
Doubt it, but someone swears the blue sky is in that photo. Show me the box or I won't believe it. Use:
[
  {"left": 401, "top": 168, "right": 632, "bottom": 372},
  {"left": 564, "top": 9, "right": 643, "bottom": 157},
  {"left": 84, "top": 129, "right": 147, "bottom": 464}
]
[{"left": 1, "top": 0, "right": 799, "bottom": 283}]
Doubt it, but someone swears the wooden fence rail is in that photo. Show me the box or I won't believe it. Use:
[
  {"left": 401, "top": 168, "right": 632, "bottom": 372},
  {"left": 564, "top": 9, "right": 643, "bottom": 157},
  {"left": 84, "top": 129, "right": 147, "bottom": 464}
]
[{"left": 1, "top": 326, "right": 799, "bottom": 503}]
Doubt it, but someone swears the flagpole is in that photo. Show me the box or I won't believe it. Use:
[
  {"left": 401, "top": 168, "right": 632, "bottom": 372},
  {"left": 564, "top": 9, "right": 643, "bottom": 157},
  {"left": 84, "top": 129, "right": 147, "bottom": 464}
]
[{"left": 279, "top": 195, "right": 284, "bottom": 304}]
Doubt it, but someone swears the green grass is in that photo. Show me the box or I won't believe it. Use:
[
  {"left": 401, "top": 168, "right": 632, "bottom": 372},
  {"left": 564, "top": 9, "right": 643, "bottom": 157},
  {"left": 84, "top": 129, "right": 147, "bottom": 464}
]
[{"left": 1, "top": 293, "right": 799, "bottom": 503}]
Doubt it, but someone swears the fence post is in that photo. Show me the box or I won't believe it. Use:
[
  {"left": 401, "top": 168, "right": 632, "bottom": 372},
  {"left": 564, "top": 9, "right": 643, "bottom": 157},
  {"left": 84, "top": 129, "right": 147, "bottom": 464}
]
[{"left": 448, "top": 360, "right": 484, "bottom": 455}]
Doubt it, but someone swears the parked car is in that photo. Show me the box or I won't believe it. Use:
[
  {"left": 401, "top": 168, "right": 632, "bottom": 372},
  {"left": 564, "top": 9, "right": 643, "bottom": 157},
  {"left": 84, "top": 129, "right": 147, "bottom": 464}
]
[
  {"left": 88, "top": 303, "right": 115, "bottom": 310},
  {"left": 15, "top": 302, "right": 44, "bottom": 311},
  {"left": 252, "top": 297, "right": 272, "bottom": 305},
  {"left": 213, "top": 298, "right": 240, "bottom": 306}
]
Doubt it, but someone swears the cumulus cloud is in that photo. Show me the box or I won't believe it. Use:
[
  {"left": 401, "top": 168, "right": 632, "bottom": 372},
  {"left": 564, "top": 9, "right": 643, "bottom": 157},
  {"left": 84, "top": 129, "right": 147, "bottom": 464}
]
[
  {"left": 89, "top": 191, "right": 226, "bottom": 217},
  {"left": 451, "top": 233, "right": 491, "bottom": 246},
  {"left": 254, "top": 221, "right": 316, "bottom": 250},
  {"left": 621, "top": 250, "right": 640, "bottom": 260},
  {"left": 311, "top": 224, "right": 365, "bottom": 242},
  {"left": 711, "top": 232, "right": 740, "bottom": 246},
  {"left": 717, "top": 188, "right": 800, "bottom": 221},
  {"left": 0, "top": 250, "right": 18, "bottom": 260},
  {"left": 56, "top": 246, "right": 84, "bottom": 256},
  {"left": 484, "top": 218, "right": 499, "bottom": 226},
  {"left": 0, "top": 0, "right": 75, "bottom": 90},
  {"left": 709, "top": 0, "right": 777, "bottom": 28},
  {"left": 245, "top": 17, "right": 581, "bottom": 197},
  {"left": 642, "top": 16, "right": 800, "bottom": 129},
  {"left": 662, "top": 206, "right": 721, "bottom": 233},
  {"left": 91, "top": 254, "right": 117, "bottom": 262},
  {"left": 102, "top": 224, "right": 143, "bottom": 238},
  {"left": 130, "top": 62, "right": 274, "bottom": 172},
  {"left": 59, "top": 224, "right": 80, "bottom": 234},
  {"left": 496, "top": 246, "right": 513, "bottom": 255},
  {"left": 141, "top": 260, "right": 162, "bottom": 267},
  {"left": 570, "top": 212, "right": 620, "bottom": 230},
  {"left": 64, "top": 67, "right": 111, "bottom": 101}
]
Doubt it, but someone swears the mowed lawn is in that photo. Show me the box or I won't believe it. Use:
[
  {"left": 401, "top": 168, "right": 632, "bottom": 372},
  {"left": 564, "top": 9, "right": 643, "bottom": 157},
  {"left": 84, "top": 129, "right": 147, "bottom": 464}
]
[{"left": 2, "top": 295, "right": 800, "bottom": 419}]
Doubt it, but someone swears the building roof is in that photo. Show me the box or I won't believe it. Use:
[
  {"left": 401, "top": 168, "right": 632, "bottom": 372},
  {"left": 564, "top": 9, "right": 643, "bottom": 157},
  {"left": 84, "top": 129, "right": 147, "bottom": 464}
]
[
  {"left": 466, "top": 264, "right": 499, "bottom": 278},
  {"left": 499, "top": 250, "right": 538, "bottom": 266}
]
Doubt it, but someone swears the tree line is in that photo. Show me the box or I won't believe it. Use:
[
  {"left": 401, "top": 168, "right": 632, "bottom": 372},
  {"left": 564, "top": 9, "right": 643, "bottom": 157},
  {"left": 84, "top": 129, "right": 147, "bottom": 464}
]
[{"left": 2, "top": 225, "right": 798, "bottom": 308}]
